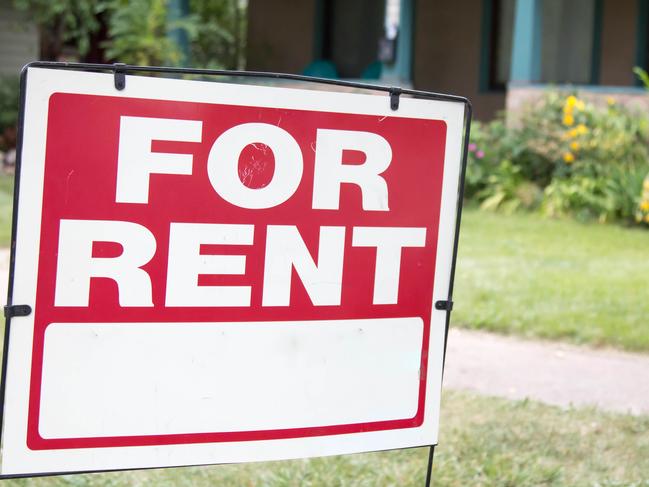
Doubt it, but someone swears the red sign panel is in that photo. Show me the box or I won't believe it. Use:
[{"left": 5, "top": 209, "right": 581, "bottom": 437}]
[{"left": 1, "top": 67, "right": 466, "bottom": 475}]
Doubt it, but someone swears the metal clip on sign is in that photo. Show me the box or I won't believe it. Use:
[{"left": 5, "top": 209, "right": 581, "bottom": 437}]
[
  {"left": 113, "top": 63, "right": 126, "bottom": 91},
  {"left": 389, "top": 87, "right": 402, "bottom": 110},
  {"left": 0, "top": 62, "right": 472, "bottom": 485},
  {"left": 3, "top": 305, "right": 31, "bottom": 318},
  {"left": 435, "top": 300, "right": 454, "bottom": 311}
]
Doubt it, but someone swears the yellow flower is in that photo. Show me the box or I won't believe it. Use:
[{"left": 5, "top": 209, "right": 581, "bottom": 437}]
[
  {"left": 574, "top": 99, "right": 585, "bottom": 111},
  {"left": 567, "top": 128, "right": 579, "bottom": 138},
  {"left": 607, "top": 96, "right": 616, "bottom": 106},
  {"left": 563, "top": 152, "right": 575, "bottom": 164},
  {"left": 570, "top": 141, "right": 580, "bottom": 151},
  {"left": 563, "top": 114, "right": 575, "bottom": 126},
  {"left": 576, "top": 124, "right": 588, "bottom": 135},
  {"left": 641, "top": 200, "right": 649, "bottom": 212},
  {"left": 643, "top": 179, "right": 649, "bottom": 190},
  {"left": 565, "top": 95, "right": 577, "bottom": 108}
]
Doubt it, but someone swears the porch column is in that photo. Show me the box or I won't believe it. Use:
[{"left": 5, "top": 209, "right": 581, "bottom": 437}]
[{"left": 509, "top": 0, "right": 542, "bottom": 84}]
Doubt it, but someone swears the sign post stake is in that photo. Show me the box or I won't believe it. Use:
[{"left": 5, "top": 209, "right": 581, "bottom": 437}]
[{"left": 424, "top": 445, "right": 436, "bottom": 486}]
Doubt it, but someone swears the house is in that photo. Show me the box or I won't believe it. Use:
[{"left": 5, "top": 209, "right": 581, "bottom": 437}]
[
  {"left": 0, "top": 0, "right": 39, "bottom": 77},
  {"left": 245, "top": 0, "right": 649, "bottom": 119}
]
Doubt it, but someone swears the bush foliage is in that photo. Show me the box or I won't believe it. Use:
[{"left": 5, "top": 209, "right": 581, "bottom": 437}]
[
  {"left": 467, "top": 93, "right": 649, "bottom": 226},
  {"left": 0, "top": 0, "right": 246, "bottom": 149},
  {"left": 0, "top": 76, "right": 20, "bottom": 152},
  {"left": 12, "top": 0, "right": 246, "bottom": 68}
]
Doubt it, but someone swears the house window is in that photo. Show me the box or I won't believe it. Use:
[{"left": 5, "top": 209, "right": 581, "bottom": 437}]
[
  {"left": 318, "top": 0, "right": 385, "bottom": 78},
  {"left": 639, "top": 0, "right": 649, "bottom": 81},
  {"left": 484, "top": 0, "right": 515, "bottom": 91},
  {"left": 540, "top": 0, "right": 597, "bottom": 84}
]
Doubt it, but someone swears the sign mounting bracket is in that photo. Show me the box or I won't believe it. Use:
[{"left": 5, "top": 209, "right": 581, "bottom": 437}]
[
  {"left": 113, "top": 63, "right": 126, "bottom": 91},
  {"left": 3, "top": 305, "right": 32, "bottom": 318},
  {"left": 389, "top": 87, "right": 402, "bottom": 110}
]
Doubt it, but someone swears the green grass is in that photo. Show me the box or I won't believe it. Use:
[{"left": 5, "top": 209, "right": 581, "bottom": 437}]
[
  {"left": 454, "top": 208, "right": 649, "bottom": 351},
  {"left": 0, "top": 173, "right": 13, "bottom": 247},
  {"left": 3, "top": 391, "right": 648, "bottom": 486}
]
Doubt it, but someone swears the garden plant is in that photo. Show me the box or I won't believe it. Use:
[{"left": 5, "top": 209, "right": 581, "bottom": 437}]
[{"left": 466, "top": 91, "right": 649, "bottom": 227}]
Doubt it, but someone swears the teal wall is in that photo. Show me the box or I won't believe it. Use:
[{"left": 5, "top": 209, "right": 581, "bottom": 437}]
[{"left": 509, "top": 0, "right": 542, "bottom": 84}]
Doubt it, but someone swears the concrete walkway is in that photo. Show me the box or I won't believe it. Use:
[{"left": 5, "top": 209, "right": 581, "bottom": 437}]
[
  {"left": 444, "top": 328, "right": 649, "bottom": 415},
  {"left": 2, "top": 249, "right": 648, "bottom": 415}
]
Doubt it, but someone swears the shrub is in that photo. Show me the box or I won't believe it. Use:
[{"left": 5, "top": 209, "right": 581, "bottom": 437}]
[
  {"left": 189, "top": 0, "right": 246, "bottom": 70},
  {"left": 543, "top": 165, "right": 647, "bottom": 223},
  {"left": 104, "top": 0, "right": 185, "bottom": 66},
  {"left": 634, "top": 67, "right": 649, "bottom": 90},
  {"left": 465, "top": 119, "right": 543, "bottom": 211},
  {"left": 637, "top": 176, "right": 649, "bottom": 224},
  {"left": 633, "top": 67, "right": 649, "bottom": 225},
  {"left": 468, "top": 92, "right": 649, "bottom": 226},
  {"left": 539, "top": 95, "right": 649, "bottom": 223},
  {"left": 0, "top": 76, "right": 20, "bottom": 151},
  {"left": 464, "top": 121, "right": 501, "bottom": 199},
  {"left": 476, "top": 160, "right": 542, "bottom": 213}
]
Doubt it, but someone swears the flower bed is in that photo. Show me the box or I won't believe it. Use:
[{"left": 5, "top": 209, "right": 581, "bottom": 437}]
[{"left": 467, "top": 92, "right": 649, "bottom": 226}]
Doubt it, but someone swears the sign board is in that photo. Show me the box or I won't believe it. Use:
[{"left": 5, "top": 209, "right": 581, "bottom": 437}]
[{"left": 0, "top": 65, "right": 468, "bottom": 476}]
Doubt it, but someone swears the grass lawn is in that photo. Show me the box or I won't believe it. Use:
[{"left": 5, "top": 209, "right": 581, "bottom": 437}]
[
  {"left": 454, "top": 208, "right": 649, "bottom": 351},
  {"left": 2, "top": 390, "right": 647, "bottom": 486},
  {"left": 0, "top": 173, "right": 13, "bottom": 247}
]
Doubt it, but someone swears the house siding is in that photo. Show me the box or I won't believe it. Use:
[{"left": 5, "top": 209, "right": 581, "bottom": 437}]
[
  {"left": 0, "top": 0, "right": 39, "bottom": 77},
  {"left": 413, "top": 0, "right": 505, "bottom": 120},
  {"left": 599, "top": 0, "right": 637, "bottom": 85},
  {"left": 246, "top": 0, "right": 317, "bottom": 74}
]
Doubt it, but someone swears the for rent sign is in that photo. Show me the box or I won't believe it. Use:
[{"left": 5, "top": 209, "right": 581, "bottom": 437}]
[{"left": 1, "top": 66, "right": 466, "bottom": 475}]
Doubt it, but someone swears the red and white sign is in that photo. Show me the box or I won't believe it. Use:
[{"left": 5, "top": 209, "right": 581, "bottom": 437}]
[{"left": 1, "top": 67, "right": 465, "bottom": 475}]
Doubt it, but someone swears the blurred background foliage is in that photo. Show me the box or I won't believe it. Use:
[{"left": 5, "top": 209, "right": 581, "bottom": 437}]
[
  {"left": 0, "top": 76, "right": 20, "bottom": 151},
  {"left": 466, "top": 86, "right": 649, "bottom": 228},
  {"left": 0, "top": 0, "right": 246, "bottom": 150},
  {"left": 11, "top": 0, "right": 246, "bottom": 68}
]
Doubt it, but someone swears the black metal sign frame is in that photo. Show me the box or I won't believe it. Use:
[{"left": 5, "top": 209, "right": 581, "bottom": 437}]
[{"left": 0, "top": 61, "right": 472, "bottom": 484}]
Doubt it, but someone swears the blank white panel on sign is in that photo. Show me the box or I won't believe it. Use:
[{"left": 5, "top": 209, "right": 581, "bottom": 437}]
[{"left": 39, "top": 318, "right": 424, "bottom": 439}]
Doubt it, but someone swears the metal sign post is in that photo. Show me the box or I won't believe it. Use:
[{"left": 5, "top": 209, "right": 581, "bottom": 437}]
[{"left": 0, "top": 63, "right": 471, "bottom": 481}]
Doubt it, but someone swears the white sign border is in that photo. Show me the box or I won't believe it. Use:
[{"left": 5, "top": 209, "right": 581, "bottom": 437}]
[{"left": 1, "top": 66, "right": 466, "bottom": 476}]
